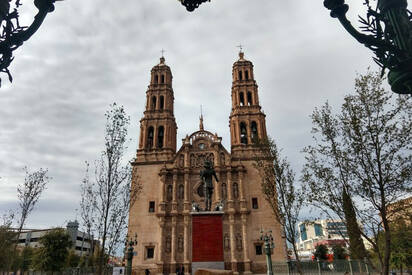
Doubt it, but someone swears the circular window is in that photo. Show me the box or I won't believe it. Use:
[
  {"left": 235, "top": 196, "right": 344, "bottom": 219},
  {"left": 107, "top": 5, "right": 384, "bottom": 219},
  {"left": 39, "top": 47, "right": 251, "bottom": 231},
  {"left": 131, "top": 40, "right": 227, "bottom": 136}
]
[{"left": 198, "top": 143, "right": 205, "bottom": 150}]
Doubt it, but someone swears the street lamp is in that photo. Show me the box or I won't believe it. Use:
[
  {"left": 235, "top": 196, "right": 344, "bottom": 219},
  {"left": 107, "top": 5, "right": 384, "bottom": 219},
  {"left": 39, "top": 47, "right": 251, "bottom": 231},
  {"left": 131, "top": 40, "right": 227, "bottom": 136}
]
[
  {"left": 260, "top": 228, "right": 275, "bottom": 275},
  {"left": 323, "top": 0, "right": 412, "bottom": 95},
  {"left": 125, "top": 233, "right": 138, "bottom": 275},
  {"left": 177, "top": 0, "right": 210, "bottom": 12},
  {"left": 0, "top": 0, "right": 62, "bottom": 87}
]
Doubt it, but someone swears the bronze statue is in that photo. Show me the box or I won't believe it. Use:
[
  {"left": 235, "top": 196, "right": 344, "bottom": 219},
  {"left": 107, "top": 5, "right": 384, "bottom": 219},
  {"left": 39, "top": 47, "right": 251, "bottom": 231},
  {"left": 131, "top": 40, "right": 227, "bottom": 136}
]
[{"left": 200, "top": 160, "right": 219, "bottom": 211}]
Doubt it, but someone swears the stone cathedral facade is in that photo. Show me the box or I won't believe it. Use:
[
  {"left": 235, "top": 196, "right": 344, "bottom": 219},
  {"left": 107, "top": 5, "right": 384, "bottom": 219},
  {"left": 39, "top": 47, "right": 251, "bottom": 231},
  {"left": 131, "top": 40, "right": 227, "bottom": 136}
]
[{"left": 128, "top": 52, "right": 287, "bottom": 275}]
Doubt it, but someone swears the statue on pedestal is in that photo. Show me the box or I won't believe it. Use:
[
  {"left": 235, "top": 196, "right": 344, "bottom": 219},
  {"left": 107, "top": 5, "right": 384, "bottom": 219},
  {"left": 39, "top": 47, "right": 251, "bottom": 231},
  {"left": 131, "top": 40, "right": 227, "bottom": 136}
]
[{"left": 200, "top": 160, "right": 219, "bottom": 211}]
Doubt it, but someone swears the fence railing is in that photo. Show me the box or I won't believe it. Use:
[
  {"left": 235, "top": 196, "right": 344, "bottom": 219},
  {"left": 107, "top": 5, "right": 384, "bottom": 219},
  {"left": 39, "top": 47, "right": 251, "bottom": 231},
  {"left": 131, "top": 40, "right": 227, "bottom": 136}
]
[{"left": 280, "top": 260, "right": 377, "bottom": 275}]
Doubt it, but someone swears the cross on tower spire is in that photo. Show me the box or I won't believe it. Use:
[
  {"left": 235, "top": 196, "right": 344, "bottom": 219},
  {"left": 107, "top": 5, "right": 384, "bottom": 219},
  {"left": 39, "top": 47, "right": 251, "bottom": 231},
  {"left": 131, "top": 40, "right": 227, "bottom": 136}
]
[{"left": 199, "top": 105, "right": 204, "bottom": 131}]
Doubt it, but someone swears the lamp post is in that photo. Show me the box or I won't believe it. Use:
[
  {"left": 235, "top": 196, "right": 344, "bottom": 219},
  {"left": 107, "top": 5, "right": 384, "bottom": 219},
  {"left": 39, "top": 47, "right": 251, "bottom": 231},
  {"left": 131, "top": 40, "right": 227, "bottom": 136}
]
[
  {"left": 323, "top": 0, "right": 412, "bottom": 95},
  {"left": 260, "top": 229, "right": 275, "bottom": 275},
  {"left": 125, "top": 233, "right": 138, "bottom": 275},
  {"left": 0, "top": 0, "right": 62, "bottom": 87}
]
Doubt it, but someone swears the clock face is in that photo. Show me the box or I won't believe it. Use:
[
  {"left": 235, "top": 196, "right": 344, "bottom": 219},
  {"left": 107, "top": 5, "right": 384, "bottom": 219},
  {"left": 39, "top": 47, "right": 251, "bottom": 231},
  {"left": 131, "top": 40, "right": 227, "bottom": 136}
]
[{"left": 198, "top": 143, "right": 205, "bottom": 150}]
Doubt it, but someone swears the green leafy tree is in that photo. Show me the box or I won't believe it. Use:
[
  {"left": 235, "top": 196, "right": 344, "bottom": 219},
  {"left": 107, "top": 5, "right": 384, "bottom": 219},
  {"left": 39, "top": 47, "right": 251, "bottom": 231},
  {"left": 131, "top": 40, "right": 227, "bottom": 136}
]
[
  {"left": 32, "top": 229, "right": 72, "bottom": 272},
  {"left": 66, "top": 249, "right": 81, "bottom": 268},
  {"left": 254, "top": 138, "right": 304, "bottom": 274},
  {"left": 20, "top": 246, "right": 34, "bottom": 272},
  {"left": 0, "top": 212, "right": 16, "bottom": 271},
  {"left": 332, "top": 244, "right": 347, "bottom": 260},
  {"left": 314, "top": 244, "right": 329, "bottom": 261},
  {"left": 342, "top": 188, "right": 367, "bottom": 259},
  {"left": 302, "top": 71, "right": 412, "bottom": 275}
]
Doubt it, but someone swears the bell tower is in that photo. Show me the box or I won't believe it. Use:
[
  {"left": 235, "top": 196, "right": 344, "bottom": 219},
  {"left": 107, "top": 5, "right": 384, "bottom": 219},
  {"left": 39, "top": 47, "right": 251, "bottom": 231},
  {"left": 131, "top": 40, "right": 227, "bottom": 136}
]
[
  {"left": 136, "top": 56, "right": 177, "bottom": 162},
  {"left": 229, "top": 51, "right": 268, "bottom": 159}
]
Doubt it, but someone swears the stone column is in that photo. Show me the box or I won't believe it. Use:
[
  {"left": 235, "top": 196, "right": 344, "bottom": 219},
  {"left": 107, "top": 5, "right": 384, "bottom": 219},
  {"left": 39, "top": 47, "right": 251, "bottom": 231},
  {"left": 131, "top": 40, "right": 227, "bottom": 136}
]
[
  {"left": 241, "top": 213, "right": 251, "bottom": 274},
  {"left": 183, "top": 215, "right": 190, "bottom": 275},
  {"left": 171, "top": 216, "right": 177, "bottom": 272},
  {"left": 229, "top": 214, "right": 238, "bottom": 274},
  {"left": 184, "top": 172, "right": 190, "bottom": 211},
  {"left": 157, "top": 217, "right": 165, "bottom": 275},
  {"left": 227, "top": 171, "right": 234, "bottom": 209},
  {"left": 238, "top": 170, "right": 247, "bottom": 210},
  {"left": 216, "top": 170, "right": 222, "bottom": 203},
  {"left": 172, "top": 173, "right": 178, "bottom": 212}
]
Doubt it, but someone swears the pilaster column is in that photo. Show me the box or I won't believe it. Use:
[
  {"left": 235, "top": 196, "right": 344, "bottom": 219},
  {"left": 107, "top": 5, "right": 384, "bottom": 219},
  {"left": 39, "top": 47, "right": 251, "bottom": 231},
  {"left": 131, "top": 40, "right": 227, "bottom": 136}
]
[
  {"left": 157, "top": 217, "right": 165, "bottom": 264},
  {"left": 171, "top": 216, "right": 177, "bottom": 265},
  {"left": 183, "top": 171, "right": 191, "bottom": 212},
  {"left": 241, "top": 214, "right": 251, "bottom": 273},
  {"left": 160, "top": 173, "right": 166, "bottom": 203},
  {"left": 229, "top": 214, "right": 238, "bottom": 274},
  {"left": 227, "top": 171, "right": 234, "bottom": 209},
  {"left": 183, "top": 215, "right": 190, "bottom": 274},
  {"left": 216, "top": 170, "right": 222, "bottom": 203},
  {"left": 172, "top": 173, "right": 178, "bottom": 212},
  {"left": 238, "top": 170, "right": 247, "bottom": 210}
]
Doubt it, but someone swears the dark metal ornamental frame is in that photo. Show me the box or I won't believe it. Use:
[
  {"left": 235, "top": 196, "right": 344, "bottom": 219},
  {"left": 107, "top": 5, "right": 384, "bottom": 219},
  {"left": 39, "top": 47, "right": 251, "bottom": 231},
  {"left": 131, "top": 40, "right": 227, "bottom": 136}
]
[
  {"left": 324, "top": 0, "right": 412, "bottom": 94},
  {"left": 178, "top": 0, "right": 210, "bottom": 12},
  {"left": 0, "top": 0, "right": 62, "bottom": 87}
]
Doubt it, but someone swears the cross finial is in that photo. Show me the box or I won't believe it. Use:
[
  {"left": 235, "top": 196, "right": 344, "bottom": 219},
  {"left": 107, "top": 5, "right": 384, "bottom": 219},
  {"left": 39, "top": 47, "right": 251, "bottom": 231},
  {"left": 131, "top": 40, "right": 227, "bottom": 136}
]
[
  {"left": 161, "top": 49, "right": 166, "bottom": 58},
  {"left": 237, "top": 44, "right": 243, "bottom": 53},
  {"left": 199, "top": 105, "right": 204, "bottom": 131}
]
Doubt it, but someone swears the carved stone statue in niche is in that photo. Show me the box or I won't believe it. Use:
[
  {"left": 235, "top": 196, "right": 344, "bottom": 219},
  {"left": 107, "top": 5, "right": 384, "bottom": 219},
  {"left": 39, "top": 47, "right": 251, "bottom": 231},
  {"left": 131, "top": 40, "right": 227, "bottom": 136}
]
[
  {"left": 236, "top": 233, "right": 243, "bottom": 251},
  {"left": 224, "top": 234, "right": 230, "bottom": 250}
]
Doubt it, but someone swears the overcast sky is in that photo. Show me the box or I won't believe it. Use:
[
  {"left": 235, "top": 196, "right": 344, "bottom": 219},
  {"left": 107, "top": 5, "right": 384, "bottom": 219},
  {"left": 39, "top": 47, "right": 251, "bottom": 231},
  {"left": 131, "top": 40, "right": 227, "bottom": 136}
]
[{"left": 0, "top": 0, "right": 382, "bottom": 229}]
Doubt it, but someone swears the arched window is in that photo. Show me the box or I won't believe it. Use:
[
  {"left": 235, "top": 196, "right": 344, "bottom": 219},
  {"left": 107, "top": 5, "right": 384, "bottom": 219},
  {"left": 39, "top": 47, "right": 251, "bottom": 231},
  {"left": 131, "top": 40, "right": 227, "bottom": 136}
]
[
  {"left": 239, "top": 92, "right": 245, "bottom": 106},
  {"left": 233, "top": 183, "right": 239, "bottom": 199},
  {"left": 151, "top": 96, "right": 157, "bottom": 110},
  {"left": 238, "top": 71, "right": 243, "bottom": 80},
  {"left": 160, "top": 96, "right": 164, "bottom": 110},
  {"left": 147, "top": 127, "right": 154, "bottom": 149},
  {"left": 251, "top": 121, "right": 258, "bottom": 142},
  {"left": 158, "top": 126, "right": 164, "bottom": 148},
  {"left": 154, "top": 75, "right": 159, "bottom": 84},
  {"left": 167, "top": 185, "right": 173, "bottom": 201},
  {"left": 161, "top": 74, "right": 165, "bottom": 83},
  {"left": 221, "top": 183, "right": 227, "bottom": 199},
  {"left": 245, "top": 70, "right": 249, "bottom": 80},
  {"left": 240, "top": 122, "right": 248, "bottom": 144},
  {"left": 247, "top": 92, "right": 252, "bottom": 106},
  {"left": 178, "top": 184, "right": 184, "bottom": 200}
]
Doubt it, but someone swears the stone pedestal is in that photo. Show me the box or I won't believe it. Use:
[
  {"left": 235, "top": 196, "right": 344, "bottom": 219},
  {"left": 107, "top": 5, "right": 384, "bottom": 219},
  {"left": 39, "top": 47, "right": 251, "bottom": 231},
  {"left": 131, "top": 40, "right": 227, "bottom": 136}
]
[{"left": 191, "top": 211, "right": 224, "bottom": 274}]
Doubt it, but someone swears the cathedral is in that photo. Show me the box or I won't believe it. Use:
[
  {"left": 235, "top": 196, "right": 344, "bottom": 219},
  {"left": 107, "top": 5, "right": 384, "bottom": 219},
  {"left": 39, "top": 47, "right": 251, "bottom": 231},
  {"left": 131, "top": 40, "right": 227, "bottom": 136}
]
[{"left": 128, "top": 52, "right": 286, "bottom": 274}]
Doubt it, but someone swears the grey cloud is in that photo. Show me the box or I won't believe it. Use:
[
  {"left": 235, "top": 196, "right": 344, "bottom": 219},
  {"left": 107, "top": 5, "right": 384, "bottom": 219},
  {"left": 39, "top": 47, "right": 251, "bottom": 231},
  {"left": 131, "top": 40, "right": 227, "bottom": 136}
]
[{"left": 0, "top": 0, "right": 381, "bottom": 228}]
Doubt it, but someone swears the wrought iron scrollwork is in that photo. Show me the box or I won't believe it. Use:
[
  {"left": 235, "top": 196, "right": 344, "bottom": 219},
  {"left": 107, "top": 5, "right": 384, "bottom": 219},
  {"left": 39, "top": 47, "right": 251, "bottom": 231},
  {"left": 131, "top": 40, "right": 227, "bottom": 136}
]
[
  {"left": 178, "top": 0, "right": 210, "bottom": 12},
  {"left": 0, "top": 0, "right": 61, "bottom": 87}
]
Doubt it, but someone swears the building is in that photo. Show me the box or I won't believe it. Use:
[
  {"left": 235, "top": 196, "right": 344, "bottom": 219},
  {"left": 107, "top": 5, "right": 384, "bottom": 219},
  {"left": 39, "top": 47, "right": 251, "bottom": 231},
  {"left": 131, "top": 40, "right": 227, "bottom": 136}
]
[
  {"left": 296, "top": 219, "right": 349, "bottom": 260},
  {"left": 17, "top": 220, "right": 95, "bottom": 256},
  {"left": 387, "top": 196, "right": 412, "bottom": 225},
  {"left": 127, "top": 52, "right": 286, "bottom": 274}
]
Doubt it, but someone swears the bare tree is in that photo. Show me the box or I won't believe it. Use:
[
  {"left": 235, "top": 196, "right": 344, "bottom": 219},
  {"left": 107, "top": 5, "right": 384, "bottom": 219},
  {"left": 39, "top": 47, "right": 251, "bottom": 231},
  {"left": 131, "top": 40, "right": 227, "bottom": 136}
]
[
  {"left": 80, "top": 103, "right": 141, "bottom": 274},
  {"left": 16, "top": 167, "right": 49, "bottom": 241},
  {"left": 254, "top": 138, "right": 304, "bottom": 275},
  {"left": 302, "top": 71, "right": 412, "bottom": 275}
]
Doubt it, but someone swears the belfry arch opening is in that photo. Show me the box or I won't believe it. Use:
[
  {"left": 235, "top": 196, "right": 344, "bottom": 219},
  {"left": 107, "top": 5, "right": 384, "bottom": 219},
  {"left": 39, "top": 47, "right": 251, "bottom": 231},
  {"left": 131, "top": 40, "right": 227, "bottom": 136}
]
[
  {"left": 247, "top": 92, "right": 252, "bottom": 106},
  {"left": 158, "top": 126, "right": 164, "bottom": 148},
  {"left": 160, "top": 96, "right": 164, "bottom": 110},
  {"left": 251, "top": 121, "right": 258, "bottom": 142},
  {"left": 238, "top": 71, "right": 243, "bottom": 80},
  {"left": 147, "top": 127, "right": 154, "bottom": 149},
  {"left": 240, "top": 122, "right": 248, "bottom": 144},
  {"left": 239, "top": 92, "right": 245, "bottom": 106},
  {"left": 154, "top": 75, "right": 159, "bottom": 84},
  {"left": 151, "top": 96, "right": 157, "bottom": 110}
]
